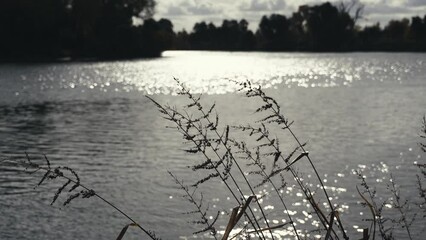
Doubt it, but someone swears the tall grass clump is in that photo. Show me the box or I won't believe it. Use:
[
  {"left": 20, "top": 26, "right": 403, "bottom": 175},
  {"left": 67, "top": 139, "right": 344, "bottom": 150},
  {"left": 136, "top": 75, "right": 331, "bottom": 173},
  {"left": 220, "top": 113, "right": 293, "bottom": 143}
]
[
  {"left": 148, "top": 79, "right": 426, "bottom": 239},
  {"left": 147, "top": 79, "right": 352, "bottom": 239}
]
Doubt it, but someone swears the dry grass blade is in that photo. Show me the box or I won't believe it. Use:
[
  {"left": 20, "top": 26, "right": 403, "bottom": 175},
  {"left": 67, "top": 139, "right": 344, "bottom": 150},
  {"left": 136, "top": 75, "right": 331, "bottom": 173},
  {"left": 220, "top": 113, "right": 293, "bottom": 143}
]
[
  {"left": 235, "top": 195, "right": 255, "bottom": 224},
  {"left": 282, "top": 152, "right": 309, "bottom": 171},
  {"left": 230, "top": 223, "right": 290, "bottom": 240},
  {"left": 361, "top": 228, "right": 369, "bottom": 240},
  {"left": 222, "top": 207, "right": 239, "bottom": 240},
  {"left": 335, "top": 211, "right": 348, "bottom": 240},
  {"left": 222, "top": 196, "right": 256, "bottom": 240},
  {"left": 116, "top": 223, "right": 138, "bottom": 240},
  {"left": 325, "top": 211, "right": 336, "bottom": 240},
  {"left": 245, "top": 222, "right": 290, "bottom": 234},
  {"left": 356, "top": 185, "right": 376, "bottom": 240}
]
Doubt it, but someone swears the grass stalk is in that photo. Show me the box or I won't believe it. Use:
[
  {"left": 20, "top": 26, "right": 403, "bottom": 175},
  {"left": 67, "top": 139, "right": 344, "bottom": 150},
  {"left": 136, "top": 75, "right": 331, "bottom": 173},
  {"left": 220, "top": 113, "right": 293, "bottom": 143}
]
[
  {"left": 237, "top": 82, "right": 349, "bottom": 239},
  {"left": 173, "top": 82, "right": 277, "bottom": 239},
  {"left": 7, "top": 155, "right": 159, "bottom": 240},
  {"left": 231, "top": 139, "right": 301, "bottom": 239},
  {"left": 147, "top": 95, "right": 266, "bottom": 239}
]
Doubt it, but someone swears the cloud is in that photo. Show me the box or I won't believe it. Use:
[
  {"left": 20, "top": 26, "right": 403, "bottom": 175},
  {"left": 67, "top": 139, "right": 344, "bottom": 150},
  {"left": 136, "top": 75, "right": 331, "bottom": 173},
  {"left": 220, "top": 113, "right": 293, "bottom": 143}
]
[
  {"left": 364, "top": 4, "right": 413, "bottom": 15},
  {"left": 406, "top": 0, "right": 426, "bottom": 7},
  {"left": 165, "top": 5, "right": 186, "bottom": 16},
  {"left": 240, "top": 0, "right": 286, "bottom": 12},
  {"left": 187, "top": 2, "right": 220, "bottom": 15},
  {"left": 246, "top": 0, "right": 269, "bottom": 11},
  {"left": 158, "top": 0, "right": 222, "bottom": 16}
]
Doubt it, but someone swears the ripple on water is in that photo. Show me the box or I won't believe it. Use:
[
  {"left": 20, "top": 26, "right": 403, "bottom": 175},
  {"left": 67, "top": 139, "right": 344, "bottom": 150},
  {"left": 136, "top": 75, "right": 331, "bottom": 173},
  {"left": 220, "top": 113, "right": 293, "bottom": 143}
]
[{"left": 0, "top": 52, "right": 425, "bottom": 239}]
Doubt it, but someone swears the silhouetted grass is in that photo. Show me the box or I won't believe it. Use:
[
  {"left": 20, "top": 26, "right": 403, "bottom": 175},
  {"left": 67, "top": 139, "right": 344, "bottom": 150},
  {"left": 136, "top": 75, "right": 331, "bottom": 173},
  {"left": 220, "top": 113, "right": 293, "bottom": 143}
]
[
  {"left": 149, "top": 79, "right": 425, "bottom": 239},
  {"left": 0, "top": 153, "right": 160, "bottom": 240},
  {"left": 147, "top": 79, "right": 350, "bottom": 239}
]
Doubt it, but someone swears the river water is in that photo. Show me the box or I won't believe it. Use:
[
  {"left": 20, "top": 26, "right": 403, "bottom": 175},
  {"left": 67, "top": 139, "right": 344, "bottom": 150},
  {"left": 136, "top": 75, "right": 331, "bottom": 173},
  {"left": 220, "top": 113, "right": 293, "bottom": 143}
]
[{"left": 0, "top": 51, "right": 425, "bottom": 239}]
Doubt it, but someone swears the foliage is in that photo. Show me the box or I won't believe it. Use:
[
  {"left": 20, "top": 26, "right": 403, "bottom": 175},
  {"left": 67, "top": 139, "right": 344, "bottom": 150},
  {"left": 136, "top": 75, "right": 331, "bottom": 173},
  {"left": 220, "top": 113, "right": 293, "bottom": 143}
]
[
  {"left": 1, "top": 1, "right": 426, "bottom": 61},
  {"left": 174, "top": 2, "right": 426, "bottom": 52},
  {"left": 0, "top": 0, "right": 171, "bottom": 60}
]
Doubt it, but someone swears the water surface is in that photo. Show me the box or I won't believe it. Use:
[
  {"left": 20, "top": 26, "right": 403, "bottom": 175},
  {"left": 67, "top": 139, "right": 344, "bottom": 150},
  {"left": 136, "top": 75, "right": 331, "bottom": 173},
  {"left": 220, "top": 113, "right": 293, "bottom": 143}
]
[{"left": 0, "top": 51, "right": 425, "bottom": 239}]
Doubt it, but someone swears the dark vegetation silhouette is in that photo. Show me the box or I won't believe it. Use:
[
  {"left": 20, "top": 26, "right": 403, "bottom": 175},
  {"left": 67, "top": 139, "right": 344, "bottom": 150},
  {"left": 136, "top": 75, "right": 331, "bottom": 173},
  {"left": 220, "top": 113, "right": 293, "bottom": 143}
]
[
  {"left": 0, "top": 1, "right": 425, "bottom": 62},
  {"left": 0, "top": 0, "right": 173, "bottom": 61},
  {"left": 174, "top": 2, "right": 426, "bottom": 52}
]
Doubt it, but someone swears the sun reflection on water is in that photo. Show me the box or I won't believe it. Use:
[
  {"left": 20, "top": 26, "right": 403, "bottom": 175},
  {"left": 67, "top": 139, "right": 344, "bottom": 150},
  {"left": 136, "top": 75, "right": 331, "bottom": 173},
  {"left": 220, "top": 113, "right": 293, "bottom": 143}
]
[{"left": 4, "top": 51, "right": 425, "bottom": 99}]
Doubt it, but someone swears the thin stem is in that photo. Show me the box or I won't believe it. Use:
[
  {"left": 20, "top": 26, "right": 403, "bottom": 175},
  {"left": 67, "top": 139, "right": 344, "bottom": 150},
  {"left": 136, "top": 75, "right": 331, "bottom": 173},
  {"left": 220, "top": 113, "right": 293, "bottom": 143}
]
[
  {"left": 389, "top": 174, "right": 413, "bottom": 240},
  {"left": 242, "top": 84, "right": 348, "bottom": 239},
  {"left": 271, "top": 99, "right": 335, "bottom": 214},
  {"left": 169, "top": 172, "right": 219, "bottom": 240},
  {"left": 147, "top": 97, "right": 265, "bottom": 239},
  {"left": 15, "top": 160, "right": 158, "bottom": 240},
  {"left": 180, "top": 88, "right": 275, "bottom": 239},
  {"left": 174, "top": 111, "right": 265, "bottom": 239},
  {"left": 256, "top": 129, "right": 333, "bottom": 236},
  {"left": 233, "top": 141, "right": 301, "bottom": 240}
]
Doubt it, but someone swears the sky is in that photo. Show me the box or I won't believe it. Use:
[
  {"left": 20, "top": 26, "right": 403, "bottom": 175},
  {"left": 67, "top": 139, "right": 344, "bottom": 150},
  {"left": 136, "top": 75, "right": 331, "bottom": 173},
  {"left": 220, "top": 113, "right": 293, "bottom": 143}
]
[{"left": 154, "top": 0, "right": 426, "bottom": 32}]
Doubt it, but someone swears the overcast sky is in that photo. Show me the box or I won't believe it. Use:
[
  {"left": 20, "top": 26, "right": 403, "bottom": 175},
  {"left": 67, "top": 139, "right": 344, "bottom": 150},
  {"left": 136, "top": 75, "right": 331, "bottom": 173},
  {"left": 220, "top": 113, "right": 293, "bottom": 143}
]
[{"left": 154, "top": 0, "right": 426, "bottom": 32}]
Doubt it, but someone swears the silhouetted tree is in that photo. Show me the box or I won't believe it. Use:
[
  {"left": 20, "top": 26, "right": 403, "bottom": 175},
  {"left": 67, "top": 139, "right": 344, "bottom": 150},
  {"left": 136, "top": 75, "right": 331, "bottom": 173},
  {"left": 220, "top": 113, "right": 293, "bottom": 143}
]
[
  {"left": 0, "top": 0, "right": 163, "bottom": 61},
  {"left": 173, "top": 30, "right": 191, "bottom": 50},
  {"left": 0, "top": 0, "right": 70, "bottom": 59},
  {"left": 257, "top": 14, "right": 293, "bottom": 51},
  {"left": 237, "top": 20, "right": 256, "bottom": 50},
  {"left": 358, "top": 23, "right": 383, "bottom": 51},
  {"left": 292, "top": 2, "right": 356, "bottom": 51},
  {"left": 140, "top": 18, "right": 175, "bottom": 56},
  {"left": 383, "top": 18, "right": 410, "bottom": 50},
  {"left": 189, "top": 21, "right": 211, "bottom": 49},
  {"left": 186, "top": 19, "right": 255, "bottom": 51},
  {"left": 407, "top": 16, "right": 426, "bottom": 50},
  {"left": 78, "top": 0, "right": 157, "bottom": 58}
]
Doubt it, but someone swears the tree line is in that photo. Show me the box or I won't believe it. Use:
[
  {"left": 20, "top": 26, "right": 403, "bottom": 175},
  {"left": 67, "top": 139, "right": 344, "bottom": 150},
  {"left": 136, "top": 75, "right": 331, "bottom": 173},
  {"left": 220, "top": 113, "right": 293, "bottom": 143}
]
[
  {"left": 0, "top": 1, "right": 425, "bottom": 62},
  {"left": 176, "top": 2, "right": 426, "bottom": 52}
]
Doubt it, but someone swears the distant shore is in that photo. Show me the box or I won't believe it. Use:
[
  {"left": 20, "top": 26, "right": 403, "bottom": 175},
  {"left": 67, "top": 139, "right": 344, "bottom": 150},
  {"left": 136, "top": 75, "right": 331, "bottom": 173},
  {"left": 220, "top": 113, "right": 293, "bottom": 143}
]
[
  {"left": 2, "top": 49, "right": 426, "bottom": 64},
  {"left": 0, "top": 52, "right": 163, "bottom": 64}
]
